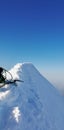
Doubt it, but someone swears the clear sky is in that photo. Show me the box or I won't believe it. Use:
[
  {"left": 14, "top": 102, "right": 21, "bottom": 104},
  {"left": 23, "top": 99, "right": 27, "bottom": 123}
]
[{"left": 0, "top": 0, "right": 64, "bottom": 91}]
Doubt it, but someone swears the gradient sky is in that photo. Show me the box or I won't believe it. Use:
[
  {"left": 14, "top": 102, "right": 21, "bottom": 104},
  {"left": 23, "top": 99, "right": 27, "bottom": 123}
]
[{"left": 0, "top": 0, "right": 64, "bottom": 91}]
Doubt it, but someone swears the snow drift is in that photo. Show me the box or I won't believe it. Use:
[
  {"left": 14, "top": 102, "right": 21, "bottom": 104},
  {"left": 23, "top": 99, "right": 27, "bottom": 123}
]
[{"left": 0, "top": 63, "right": 64, "bottom": 130}]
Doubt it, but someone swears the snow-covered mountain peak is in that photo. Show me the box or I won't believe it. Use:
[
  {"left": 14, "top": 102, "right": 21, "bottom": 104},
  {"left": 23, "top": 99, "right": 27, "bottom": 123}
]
[
  {"left": 10, "top": 62, "right": 41, "bottom": 81},
  {"left": 10, "top": 62, "right": 35, "bottom": 74},
  {"left": 12, "top": 62, "right": 37, "bottom": 74},
  {"left": 0, "top": 63, "right": 64, "bottom": 130},
  {"left": 13, "top": 62, "right": 34, "bottom": 69}
]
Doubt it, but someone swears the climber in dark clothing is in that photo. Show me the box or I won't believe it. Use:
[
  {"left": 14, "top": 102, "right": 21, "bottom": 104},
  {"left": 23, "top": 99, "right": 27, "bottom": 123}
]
[{"left": 0, "top": 67, "right": 5, "bottom": 83}]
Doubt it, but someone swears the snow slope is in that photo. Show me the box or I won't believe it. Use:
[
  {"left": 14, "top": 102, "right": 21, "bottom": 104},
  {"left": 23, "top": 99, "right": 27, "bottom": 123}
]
[{"left": 0, "top": 63, "right": 64, "bottom": 130}]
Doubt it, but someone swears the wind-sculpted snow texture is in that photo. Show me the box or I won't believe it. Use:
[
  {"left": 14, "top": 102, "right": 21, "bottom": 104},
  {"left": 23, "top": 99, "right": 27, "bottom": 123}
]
[{"left": 0, "top": 63, "right": 64, "bottom": 130}]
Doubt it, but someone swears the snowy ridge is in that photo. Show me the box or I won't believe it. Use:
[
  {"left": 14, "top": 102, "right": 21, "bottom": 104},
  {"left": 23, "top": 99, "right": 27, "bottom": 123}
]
[{"left": 0, "top": 63, "right": 64, "bottom": 130}]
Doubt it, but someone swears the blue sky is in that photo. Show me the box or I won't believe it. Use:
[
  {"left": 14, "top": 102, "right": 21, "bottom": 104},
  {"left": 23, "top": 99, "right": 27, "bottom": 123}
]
[{"left": 0, "top": 0, "right": 64, "bottom": 89}]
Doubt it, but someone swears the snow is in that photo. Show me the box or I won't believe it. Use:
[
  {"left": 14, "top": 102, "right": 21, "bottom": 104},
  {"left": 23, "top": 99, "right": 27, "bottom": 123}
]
[
  {"left": 0, "top": 90, "right": 10, "bottom": 100},
  {"left": 12, "top": 106, "right": 21, "bottom": 123},
  {"left": 0, "top": 62, "right": 64, "bottom": 130}
]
